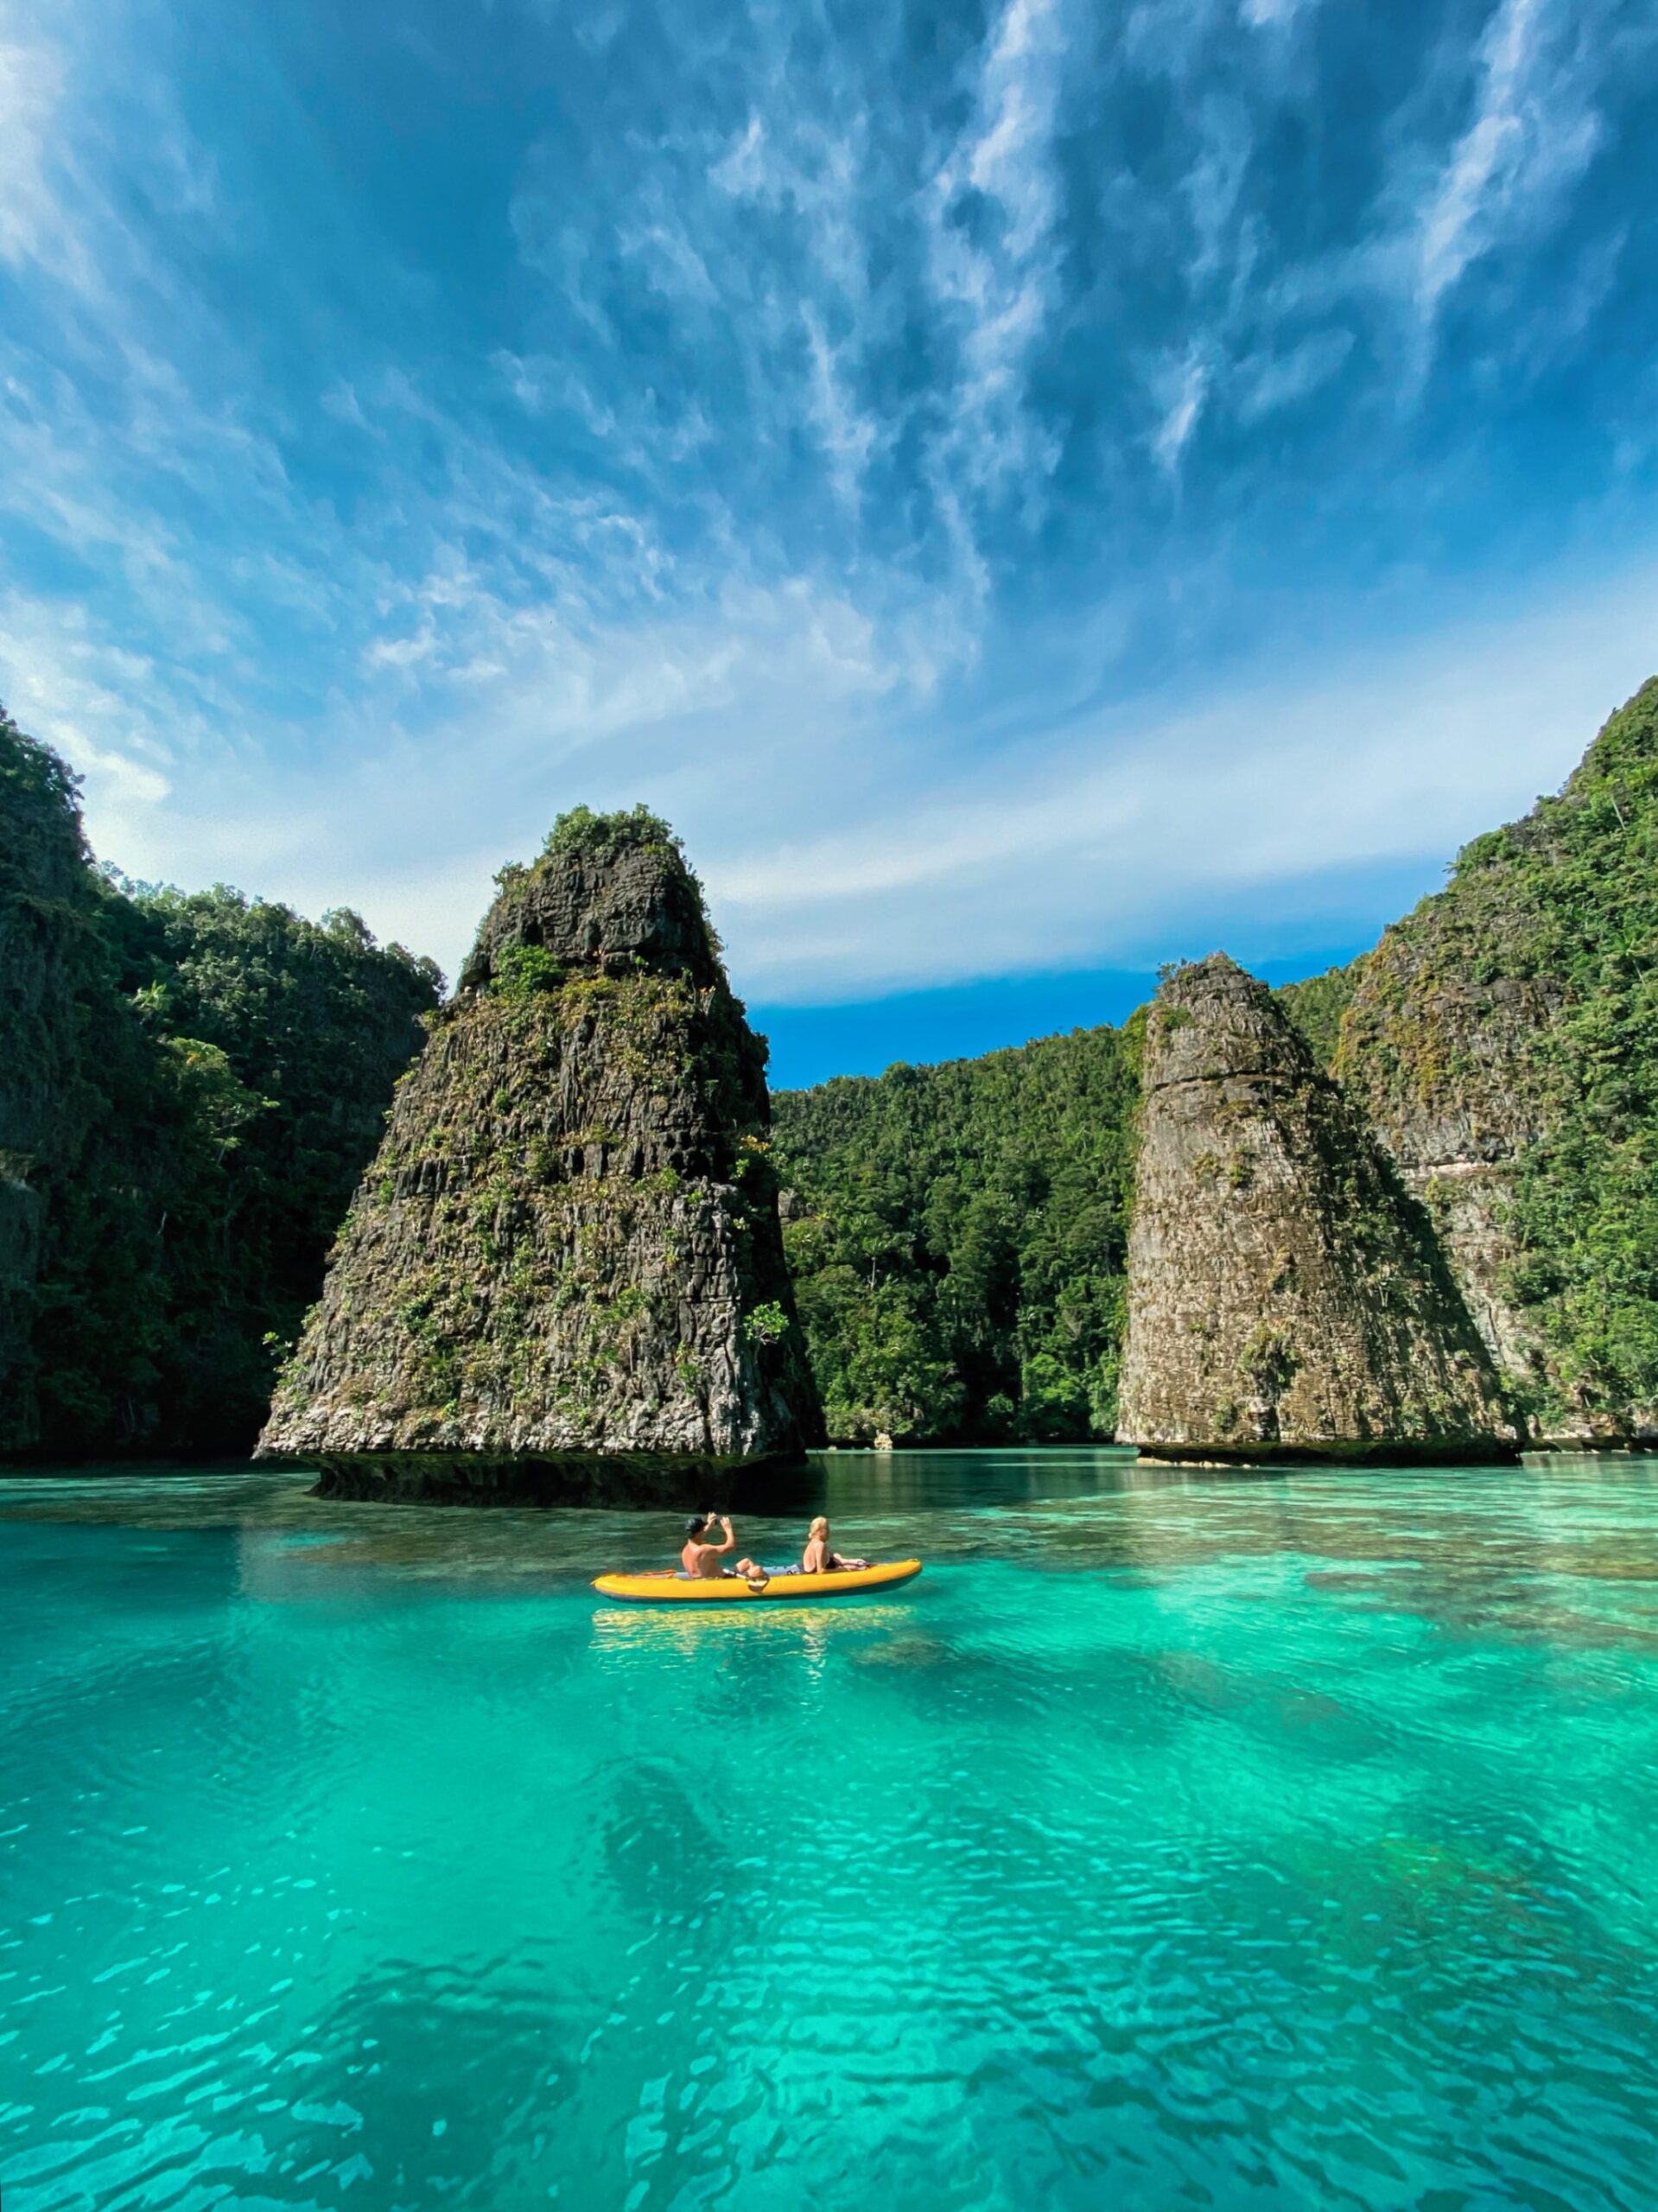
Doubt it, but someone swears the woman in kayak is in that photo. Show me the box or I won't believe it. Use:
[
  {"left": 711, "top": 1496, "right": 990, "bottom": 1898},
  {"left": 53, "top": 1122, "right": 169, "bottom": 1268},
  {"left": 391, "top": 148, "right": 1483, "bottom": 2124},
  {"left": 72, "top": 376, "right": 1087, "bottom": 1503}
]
[{"left": 802, "top": 1516, "right": 868, "bottom": 1574}]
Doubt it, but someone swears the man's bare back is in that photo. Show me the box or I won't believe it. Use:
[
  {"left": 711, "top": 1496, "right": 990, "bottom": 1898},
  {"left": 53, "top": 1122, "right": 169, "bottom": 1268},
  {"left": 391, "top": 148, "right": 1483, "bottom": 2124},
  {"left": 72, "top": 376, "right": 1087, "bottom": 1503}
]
[{"left": 681, "top": 1512, "right": 735, "bottom": 1578}]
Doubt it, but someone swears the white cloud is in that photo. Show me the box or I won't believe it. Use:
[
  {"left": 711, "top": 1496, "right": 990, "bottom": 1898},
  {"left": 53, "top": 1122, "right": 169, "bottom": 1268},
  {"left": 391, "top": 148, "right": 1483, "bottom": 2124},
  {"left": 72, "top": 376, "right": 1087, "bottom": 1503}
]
[
  {"left": 1153, "top": 346, "right": 1210, "bottom": 473},
  {"left": 1413, "top": 0, "right": 1604, "bottom": 328},
  {"left": 0, "top": 588, "right": 179, "bottom": 859},
  {"left": 0, "top": 28, "right": 64, "bottom": 268},
  {"left": 707, "top": 558, "right": 1658, "bottom": 999},
  {"left": 1241, "top": 0, "right": 1316, "bottom": 26},
  {"left": 803, "top": 308, "right": 878, "bottom": 516},
  {"left": 1236, "top": 327, "right": 1354, "bottom": 420},
  {"left": 19, "top": 538, "right": 1648, "bottom": 1008},
  {"left": 924, "top": 0, "right": 1069, "bottom": 511},
  {"left": 1, "top": 0, "right": 1653, "bottom": 1033}
]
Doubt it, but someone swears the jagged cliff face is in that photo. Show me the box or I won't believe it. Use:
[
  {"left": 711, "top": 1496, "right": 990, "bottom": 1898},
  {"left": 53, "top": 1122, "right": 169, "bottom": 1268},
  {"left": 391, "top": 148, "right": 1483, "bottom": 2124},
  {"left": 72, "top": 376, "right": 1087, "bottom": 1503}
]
[
  {"left": 0, "top": 721, "right": 99, "bottom": 1450},
  {"left": 1335, "top": 678, "right": 1658, "bottom": 1446},
  {"left": 1117, "top": 956, "right": 1519, "bottom": 1462},
  {"left": 1333, "top": 908, "right": 1567, "bottom": 1427},
  {"left": 258, "top": 811, "right": 823, "bottom": 1496}
]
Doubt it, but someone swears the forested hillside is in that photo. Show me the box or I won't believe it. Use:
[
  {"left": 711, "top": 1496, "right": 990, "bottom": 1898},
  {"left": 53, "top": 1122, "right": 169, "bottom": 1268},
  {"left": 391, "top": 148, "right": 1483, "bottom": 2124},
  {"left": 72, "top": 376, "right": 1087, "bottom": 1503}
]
[
  {"left": 1277, "top": 965, "right": 1361, "bottom": 1067},
  {"left": 771, "top": 1023, "right": 1140, "bottom": 1444},
  {"left": 1337, "top": 677, "right": 1658, "bottom": 1439},
  {"left": 0, "top": 709, "right": 439, "bottom": 1457}
]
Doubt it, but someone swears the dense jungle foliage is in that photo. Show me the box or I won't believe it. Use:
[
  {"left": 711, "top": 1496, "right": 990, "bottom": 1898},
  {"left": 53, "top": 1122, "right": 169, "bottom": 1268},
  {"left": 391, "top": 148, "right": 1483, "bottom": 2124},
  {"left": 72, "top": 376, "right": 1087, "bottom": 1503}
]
[
  {"left": 770, "top": 1024, "right": 1140, "bottom": 1444},
  {"left": 1337, "top": 678, "right": 1658, "bottom": 1431},
  {"left": 0, "top": 709, "right": 440, "bottom": 1457}
]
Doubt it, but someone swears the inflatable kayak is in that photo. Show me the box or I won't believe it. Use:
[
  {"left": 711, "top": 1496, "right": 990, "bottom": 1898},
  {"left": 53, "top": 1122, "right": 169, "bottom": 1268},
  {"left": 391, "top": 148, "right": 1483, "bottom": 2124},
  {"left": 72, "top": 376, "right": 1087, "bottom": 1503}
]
[{"left": 592, "top": 1560, "right": 923, "bottom": 1605}]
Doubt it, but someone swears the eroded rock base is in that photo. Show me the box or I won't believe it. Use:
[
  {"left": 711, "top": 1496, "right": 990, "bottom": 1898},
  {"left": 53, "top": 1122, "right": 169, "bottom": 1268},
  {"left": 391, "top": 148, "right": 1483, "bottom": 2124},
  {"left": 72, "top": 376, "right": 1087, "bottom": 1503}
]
[
  {"left": 1134, "top": 1440, "right": 1520, "bottom": 1468},
  {"left": 302, "top": 1449, "right": 818, "bottom": 1509}
]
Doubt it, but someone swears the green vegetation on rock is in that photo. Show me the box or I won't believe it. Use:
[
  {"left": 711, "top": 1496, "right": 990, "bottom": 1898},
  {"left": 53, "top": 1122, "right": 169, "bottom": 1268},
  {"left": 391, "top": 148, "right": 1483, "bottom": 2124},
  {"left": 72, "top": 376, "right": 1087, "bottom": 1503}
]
[
  {"left": 0, "top": 708, "right": 440, "bottom": 1456},
  {"left": 1278, "top": 963, "right": 1362, "bottom": 1069},
  {"left": 770, "top": 1028, "right": 1138, "bottom": 1445},
  {"left": 1337, "top": 677, "right": 1658, "bottom": 1440}
]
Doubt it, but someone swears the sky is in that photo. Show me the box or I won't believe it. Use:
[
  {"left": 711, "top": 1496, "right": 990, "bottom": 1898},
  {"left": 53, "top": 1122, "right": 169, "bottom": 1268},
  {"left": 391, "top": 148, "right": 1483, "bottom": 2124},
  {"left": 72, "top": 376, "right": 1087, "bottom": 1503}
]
[{"left": 2, "top": 0, "right": 1655, "bottom": 1088}]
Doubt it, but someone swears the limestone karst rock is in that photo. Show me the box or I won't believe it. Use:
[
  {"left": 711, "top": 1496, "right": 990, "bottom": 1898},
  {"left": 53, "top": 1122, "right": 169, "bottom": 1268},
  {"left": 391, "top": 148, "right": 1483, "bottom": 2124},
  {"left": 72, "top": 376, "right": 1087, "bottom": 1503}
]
[
  {"left": 1116, "top": 954, "right": 1520, "bottom": 1463},
  {"left": 257, "top": 808, "right": 824, "bottom": 1500},
  {"left": 1332, "top": 924, "right": 1572, "bottom": 1435},
  {"left": 1334, "top": 679, "right": 1658, "bottom": 1446}
]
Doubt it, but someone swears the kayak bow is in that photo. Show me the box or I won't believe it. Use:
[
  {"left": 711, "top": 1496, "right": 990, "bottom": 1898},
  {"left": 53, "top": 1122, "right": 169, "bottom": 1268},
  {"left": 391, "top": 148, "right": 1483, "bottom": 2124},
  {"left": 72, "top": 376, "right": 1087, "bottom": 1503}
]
[{"left": 591, "top": 1560, "right": 923, "bottom": 1604}]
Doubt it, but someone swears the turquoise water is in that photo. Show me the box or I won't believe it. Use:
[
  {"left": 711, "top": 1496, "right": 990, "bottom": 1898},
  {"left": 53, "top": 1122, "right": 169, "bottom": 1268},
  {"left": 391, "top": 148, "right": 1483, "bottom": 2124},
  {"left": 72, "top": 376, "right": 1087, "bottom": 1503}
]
[{"left": 3, "top": 1451, "right": 1658, "bottom": 2211}]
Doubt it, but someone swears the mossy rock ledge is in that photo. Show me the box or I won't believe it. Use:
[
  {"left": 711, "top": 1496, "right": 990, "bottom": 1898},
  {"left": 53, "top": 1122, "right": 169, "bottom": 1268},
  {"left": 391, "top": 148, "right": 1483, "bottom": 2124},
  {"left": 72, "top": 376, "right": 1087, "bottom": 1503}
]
[
  {"left": 1116, "top": 956, "right": 1521, "bottom": 1465},
  {"left": 257, "top": 810, "right": 824, "bottom": 1501}
]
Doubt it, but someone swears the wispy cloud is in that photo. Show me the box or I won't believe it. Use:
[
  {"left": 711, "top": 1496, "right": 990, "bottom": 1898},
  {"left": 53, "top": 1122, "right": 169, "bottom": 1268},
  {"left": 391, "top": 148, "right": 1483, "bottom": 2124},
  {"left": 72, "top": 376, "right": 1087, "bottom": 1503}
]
[
  {"left": 1153, "top": 345, "right": 1211, "bottom": 474},
  {"left": 0, "top": 23, "right": 65, "bottom": 270},
  {"left": 924, "top": 0, "right": 1069, "bottom": 524},
  {"left": 1412, "top": 0, "right": 1606, "bottom": 335},
  {"left": 0, "top": 0, "right": 1653, "bottom": 1018},
  {"left": 710, "top": 561, "right": 1658, "bottom": 997},
  {"left": 1236, "top": 327, "right": 1354, "bottom": 421}
]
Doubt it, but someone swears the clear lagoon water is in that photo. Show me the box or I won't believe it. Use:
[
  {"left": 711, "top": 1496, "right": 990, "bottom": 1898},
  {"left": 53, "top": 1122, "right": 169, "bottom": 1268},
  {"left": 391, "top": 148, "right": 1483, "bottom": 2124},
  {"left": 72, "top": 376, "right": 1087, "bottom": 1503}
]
[{"left": 3, "top": 1449, "right": 1657, "bottom": 2211}]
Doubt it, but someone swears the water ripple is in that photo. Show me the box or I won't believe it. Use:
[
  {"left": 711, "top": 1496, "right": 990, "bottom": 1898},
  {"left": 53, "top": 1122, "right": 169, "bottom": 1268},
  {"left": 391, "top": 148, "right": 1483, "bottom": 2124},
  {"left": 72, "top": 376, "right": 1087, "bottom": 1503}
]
[{"left": 3, "top": 1456, "right": 1658, "bottom": 2209}]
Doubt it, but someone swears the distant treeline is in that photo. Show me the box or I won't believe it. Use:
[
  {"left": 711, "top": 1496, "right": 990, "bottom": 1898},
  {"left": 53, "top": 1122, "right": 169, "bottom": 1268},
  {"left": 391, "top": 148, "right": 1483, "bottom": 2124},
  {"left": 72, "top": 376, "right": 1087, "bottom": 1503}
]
[
  {"left": 1, "top": 709, "right": 439, "bottom": 1457},
  {"left": 770, "top": 1024, "right": 1141, "bottom": 1446}
]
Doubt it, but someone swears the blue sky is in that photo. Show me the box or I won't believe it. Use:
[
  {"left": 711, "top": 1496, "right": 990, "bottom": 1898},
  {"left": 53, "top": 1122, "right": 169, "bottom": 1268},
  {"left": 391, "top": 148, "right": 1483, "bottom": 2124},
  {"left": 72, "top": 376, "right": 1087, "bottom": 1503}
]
[{"left": 2, "top": 0, "right": 1655, "bottom": 1086}]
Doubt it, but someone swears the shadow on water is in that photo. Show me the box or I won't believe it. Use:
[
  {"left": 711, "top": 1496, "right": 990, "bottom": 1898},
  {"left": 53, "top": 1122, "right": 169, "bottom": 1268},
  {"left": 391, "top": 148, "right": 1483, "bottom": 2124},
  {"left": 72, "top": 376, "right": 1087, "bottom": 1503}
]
[
  {"left": 0, "top": 1446, "right": 1158, "bottom": 1521},
  {"left": 295, "top": 1445, "right": 1178, "bottom": 1517},
  {"left": 746, "top": 1446, "right": 1147, "bottom": 1519},
  {"left": 9, "top": 1451, "right": 1657, "bottom": 1617},
  {"left": 22, "top": 1446, "right": 1636, "bottom": 1529}
]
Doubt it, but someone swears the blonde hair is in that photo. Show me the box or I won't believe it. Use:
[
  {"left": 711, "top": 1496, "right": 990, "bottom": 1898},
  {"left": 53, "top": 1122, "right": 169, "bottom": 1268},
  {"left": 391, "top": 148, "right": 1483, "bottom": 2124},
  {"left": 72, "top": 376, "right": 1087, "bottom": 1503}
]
[{"left": 809, "top": 1516, "right": 829, "bottom": 1540}]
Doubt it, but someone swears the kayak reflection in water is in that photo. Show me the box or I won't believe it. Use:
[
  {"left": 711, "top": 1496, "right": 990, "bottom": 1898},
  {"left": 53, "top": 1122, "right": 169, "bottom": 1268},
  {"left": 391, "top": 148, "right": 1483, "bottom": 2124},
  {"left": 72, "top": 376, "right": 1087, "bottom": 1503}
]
[{"left": 802, "top": 1516, "right": 868, "bottom": 1574}]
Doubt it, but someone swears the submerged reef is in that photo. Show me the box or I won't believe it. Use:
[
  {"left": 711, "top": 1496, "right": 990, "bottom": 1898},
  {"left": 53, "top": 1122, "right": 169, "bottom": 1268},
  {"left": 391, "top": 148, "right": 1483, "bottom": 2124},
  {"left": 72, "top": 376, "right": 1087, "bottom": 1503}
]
[
  {"left": 1116, "top": 955, "right": 1521, "bottom": 1464},
  {"left": 258, "top": 808, "right": 823, "bottom": 1499}
]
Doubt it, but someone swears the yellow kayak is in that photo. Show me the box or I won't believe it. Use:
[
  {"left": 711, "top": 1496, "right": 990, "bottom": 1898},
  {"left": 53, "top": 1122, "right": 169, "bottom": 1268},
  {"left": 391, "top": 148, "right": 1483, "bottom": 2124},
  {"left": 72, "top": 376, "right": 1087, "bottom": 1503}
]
[{"left": 591, "top": 1560, "right": 923, "bottom": 1605}]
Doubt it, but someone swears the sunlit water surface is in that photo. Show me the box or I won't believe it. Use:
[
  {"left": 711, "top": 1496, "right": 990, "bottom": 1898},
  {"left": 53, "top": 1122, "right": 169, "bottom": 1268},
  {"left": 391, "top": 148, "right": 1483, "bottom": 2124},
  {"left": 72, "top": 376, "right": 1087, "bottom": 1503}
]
[{"left": 3, "top": 1451, "right": 1658, "bottom": 2211}]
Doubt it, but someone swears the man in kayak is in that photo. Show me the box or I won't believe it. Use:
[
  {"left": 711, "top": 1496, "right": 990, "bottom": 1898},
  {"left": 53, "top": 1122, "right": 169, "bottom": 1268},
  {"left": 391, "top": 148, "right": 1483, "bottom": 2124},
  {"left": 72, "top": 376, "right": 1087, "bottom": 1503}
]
[
  {"left": 681, "top": 1512, "right": 735, "bottom": 1576},
  {"left": 680, "top": 1513, "right": 768, "bottom": 1585}
]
